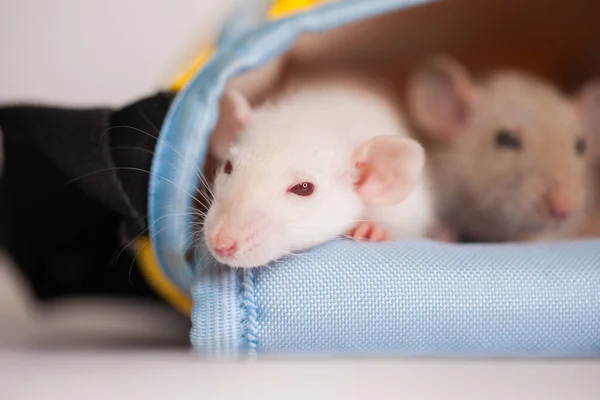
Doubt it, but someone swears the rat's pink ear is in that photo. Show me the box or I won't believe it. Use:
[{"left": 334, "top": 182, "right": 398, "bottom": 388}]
[
  {"left": 353, "top": 136, "right": 425, "bottom": 205},
  {"left": 574, "top": 79, "right": 600, "bottom": 157},
  {"left": 209, "top": 88, "right": 252, "bottom": 160},
  {"left": 406, "top": 55, "right": 476, "bottom": 139}
]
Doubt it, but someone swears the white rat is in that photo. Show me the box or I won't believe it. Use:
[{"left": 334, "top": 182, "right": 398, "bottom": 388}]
[
  {"left": 202, "top": 75, "right": 435, "bottom": 268},
  {"left": 406, "top": 55, "right": 600, "bottom": 242}
]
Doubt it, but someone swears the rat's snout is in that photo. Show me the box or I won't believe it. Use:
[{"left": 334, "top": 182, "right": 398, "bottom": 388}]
[
  {"left": 205, "top": 205, "right": 272, "bottom": 266},
  {"left": 521, "top": 175, "right": 580, "bottom": 223},
  {"left": 207, "top": 223, "right": 242, "bottom": 259},
  {"left": 545, "top": 186, "right": 576, "bottom": 220},
  {"left": 209, "top": 232, "right": 238, "bottom": 258}
]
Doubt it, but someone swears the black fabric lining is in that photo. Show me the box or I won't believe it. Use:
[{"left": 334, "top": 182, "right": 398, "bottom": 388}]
[{"left": 0, "top": 91, "right": 175, "bottom": 301}]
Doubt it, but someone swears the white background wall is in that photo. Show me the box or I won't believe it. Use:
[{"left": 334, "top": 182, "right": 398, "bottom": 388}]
[{"left": 0, "top": 0, "right": 237, "bottom": 107}]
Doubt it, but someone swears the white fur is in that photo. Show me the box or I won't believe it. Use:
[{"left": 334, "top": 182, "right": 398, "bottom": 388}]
[
  {"left": 204, "top": 78, "right": 434, "bottom": 267},
  {"left": 365, "top": 176, "right": 434, "bottom": 239}
]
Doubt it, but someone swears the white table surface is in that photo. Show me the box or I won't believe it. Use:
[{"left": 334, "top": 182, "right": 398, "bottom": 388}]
[
  {"left": 1, "top": 254, "right": 600, "bottom": 400},
  {"left": 1, "top": 1, "right": 600, "bottom": 399}
]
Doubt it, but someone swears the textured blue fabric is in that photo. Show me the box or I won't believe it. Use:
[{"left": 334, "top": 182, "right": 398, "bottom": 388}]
[
  {"left": 191, "top": 239, "right": 600, "bottom": 358},
  {"left": 149, "top": 0, "right": 600, "bottom": 359}
]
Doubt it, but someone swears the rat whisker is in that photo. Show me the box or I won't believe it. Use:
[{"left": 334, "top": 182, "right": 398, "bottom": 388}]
[
  {"left": 338, "top": 233, "right": 388, "bottom": 263},
  {"left": 100, "top": 124, "right": 208, "bottom": 186},
  {"left": 190, "top": 222, "right": 206, "bottom": 232},
  {"left": 194, "top": 189, "right": 213, "bottom": 208},
  {"left": 110, "top": 145, "right": 155, "bottom": 157},
  {"left": 106, "top": 145, "right": 216, "bottom": 207},
  {"left": 109, "top": 145, "right": 214, "bottom": 206},
  {"left": 279, "top": 250, "right": 308, "bottom": 258},
  {"left": 66, "top": 167, "right": 204, "bottom": 206},
  {"left": 191, "top": 249, "right": 212, "bottom": 270},
  {"left": 190, "top": 212, "right": 207, "bottom": 224},
  {"left": 113, "top": 211, "right": 200, "bottom": 264},
  {"left": 136, "top": 104, "right": 160, "bottom": 134},
  {"left": 127, "top": 226, "right": 168, "bottom": 287},
  {"left": 197, "top": 172, "right": 215, "bottom": 198}
]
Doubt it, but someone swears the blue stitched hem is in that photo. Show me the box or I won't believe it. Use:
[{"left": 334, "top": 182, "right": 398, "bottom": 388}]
[
  {"left": 191, "top": 247, "right": 243, "bottom": 359},
  {"left": 241, "top": 269, "right": 259, "bottom": 358}
]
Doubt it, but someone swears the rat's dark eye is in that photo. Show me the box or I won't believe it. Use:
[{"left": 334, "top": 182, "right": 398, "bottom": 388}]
[
  {"left": 495, "top": 129, "right": 522, "bottom": 150},
  {"left": 223, "top": 160, "right": 233, "bottom": 175},
  {"left": 288, "top": 182, "right": 315, "bottom": 197},
  {"left": 575, "top": 138, "right": 587, "bottom": 156}
]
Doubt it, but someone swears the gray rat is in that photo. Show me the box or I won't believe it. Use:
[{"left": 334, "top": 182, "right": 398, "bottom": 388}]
[
  {"left": 202, "top": 75, "right": 435, "bottom": 268},
  {"left": 570, "top": 79, "right": 600, "bottom": 238},
  {"left": 406, "top": 55, "right": 600, "bottom": 243}
]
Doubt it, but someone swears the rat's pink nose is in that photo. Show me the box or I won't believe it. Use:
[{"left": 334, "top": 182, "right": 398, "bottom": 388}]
[
  {"left": 211, "top": 235, "right": 238, "bottom": 257},
  {"left": 547, "top": 189, "right": 573, "bottom": 220},
  {"left": 549, "top": 205, "right": 570, "bottom": 220}
]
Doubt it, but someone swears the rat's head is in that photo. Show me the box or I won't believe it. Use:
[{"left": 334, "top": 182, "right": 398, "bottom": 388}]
[
  {"left": 202, "top": 89, "right": 424, "bottom": 267},
  {"left": 407, "top": 56, "right": 600, "bottom": 239}
]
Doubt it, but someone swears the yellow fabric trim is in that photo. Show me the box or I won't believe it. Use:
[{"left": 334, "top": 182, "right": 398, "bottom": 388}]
[
  {"left": 170, "top": 46, "right": 215, "bottom": 92},
  {"left": 135, "top": 236, "right": 193, "bottom": 316},
  {"left": 267, "top": 0, "right": 332, "bottom": 19},
  {"left": 169, "top": 0, "right": 333, "bottom": 92}
]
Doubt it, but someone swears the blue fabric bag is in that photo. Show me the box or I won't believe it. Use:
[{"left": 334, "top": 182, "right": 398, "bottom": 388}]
[{"left": 148, "top": 0, "right": 600, "bottom": 359}]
